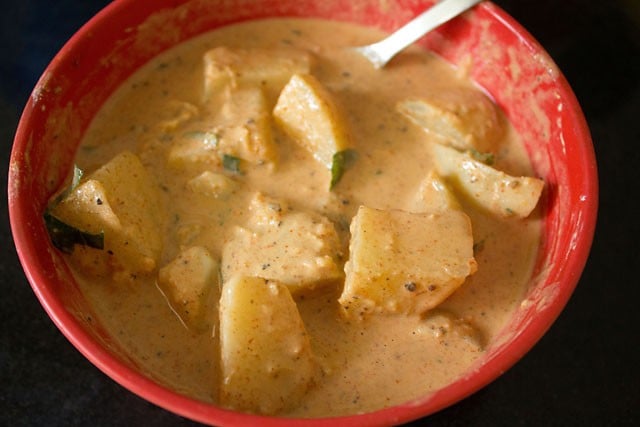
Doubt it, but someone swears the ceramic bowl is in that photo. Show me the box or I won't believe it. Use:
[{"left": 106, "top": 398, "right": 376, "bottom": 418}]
[{"left": 8, "top": 0, "right": 597, "bottom": 425}]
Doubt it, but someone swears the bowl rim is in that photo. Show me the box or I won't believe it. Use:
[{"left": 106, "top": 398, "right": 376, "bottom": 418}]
[{"left": 8, "top": 0, "right": 598, "bottom": 426}]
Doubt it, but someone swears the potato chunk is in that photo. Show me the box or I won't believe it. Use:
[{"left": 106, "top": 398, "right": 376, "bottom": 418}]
[
  {"left": 339, "top": 206, "right": 477, "bottom": 316},
  {"left": 433, "top": 143, "right": 544, "bottom": 218},
  {"left": 417, "top": 309, "right": 484, "bottom": 352},
  {"left": 222, "top": 193, "right": 343, "bottom": 294},
  {"left": 51, "top": 151, "right": 164, "bottom": 277},
  {"left": 167, "top": 130, "right": 220, "bottom": 170},
  {"left": 273, "top": 73, "right": 352, "bottom": 187},
  {"left": 397, "top": 87, "right": 504, "bottom": 153},
  {"left": 157, "top": 246, "right": 220, "bottom": 331},
  {"left": 186, "top": 171, "right": 238, "bottom": 199},
  {"left": 156, "top": 100, "right": 199, "bottom": 133},
  {"left": 215, "top": 88, "right": 277, "bottom": 165},
  {"left": 219, "top": 276, "right": 317, "bottom": 414},
  {"left": 409, "top": 170, "right": 462, "bottom": 214},
  {"left": 203, "top": 47, "right": 313, "bottom": 101}
]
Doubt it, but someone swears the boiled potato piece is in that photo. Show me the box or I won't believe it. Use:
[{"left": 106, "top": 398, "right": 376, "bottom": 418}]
[
  {"left": 157, "top": 246, "right": 220, "bottom": 331},
  {"left": 222, "top": 194, "right": 343, "bottom": 294},
  {"left": 397, "top": 87, "right": 504, "bottom": 153},
  {"left": 203, "top": 46, "right": 313, "bottom": 101},
  {"left": 409, "top": 170, "right": 462, "bottom": 213},
  {"left": 433, "top": 143, "right": 544, "bottom": 218},
  {"left": 215, "top": 88, "right": 277, "bottom": 165},
  {"left": 245, "top": 192, "right": 288, "bottom": 230},
  {"left": 273, "top": 73, "right": 352, "bottom": 187},
  {"left": 51, "top": 151, "right": 164, "bottom": 277},
  {"left": 167, "top": 130, "right": 220, "bottom": 170},
  {"left": 416, "top": 309, "right": 485, "bottom": 352},
  {"left": 219, "top": 275, "right": 317, "bottom": 414},
  {"left": 156, "top": 100, "right": 199, "bottom": 133},
  {"left": 186, "top": 171, "right": 238, "bottom": 199},
  {"left": 339, "top": 206, "right": 477, "bottom": 316}
]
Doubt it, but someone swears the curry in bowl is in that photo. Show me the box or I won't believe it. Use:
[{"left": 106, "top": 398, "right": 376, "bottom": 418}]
[{"left": 42, "top": 17, "right": 544, "bottom": 417}]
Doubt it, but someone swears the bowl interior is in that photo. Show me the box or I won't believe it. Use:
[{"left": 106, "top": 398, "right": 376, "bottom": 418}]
[{"left": 8, "top": 0, "right": 597, "bottom": 425}]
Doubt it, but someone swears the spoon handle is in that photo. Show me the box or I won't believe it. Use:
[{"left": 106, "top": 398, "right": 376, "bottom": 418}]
[{"left": 358, "top": 0, "right": 483, "bottom": 68}]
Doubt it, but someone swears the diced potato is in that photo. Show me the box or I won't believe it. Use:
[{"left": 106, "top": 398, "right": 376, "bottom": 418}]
[
  {"left": 339, "top": 206, "right": 477, "bottom": 316},
  {"left": 168, "top": 88, "right": 276, "bottom": 170},
  {"left": 176, "top": 223, "right": 204, "bottom": 248},
  {"left": 157, "top": 246, "right": 220, "bottom": 331},
  {"left": 136, "top": 101, "right": 201, "bottom": 166},
  {"left": 203, "top": 47, "right": 313, "bottom": 101},
  {"left": 156, "top": 100, "right": 199, "bottom": 133},
  {"left": 52, "top": 151, "right": 164, "bottom": 277},
  {"left": 397, "top": 87, "right": 504, "bottom": 153},
  {"left": 415, "top": 309, "right": 484, "bottom": 352},
  {"left": 432, "top": 143, "right": 544, "bottom": 218},
  {"left": 409, "top": 170, "right": 462, "bottom": 213},
  {"left": 186, "top": 171, "right": 238, "bottom": 199},
  {"left": 222, "top": 193, "right": 343, "bottom": 294},
  {"left": 216, "top": 88, "right": 277, "bottom": 165},
  {"left": 51, "top": 180, "right": 118, "bottom": 235},
  {"left": 219, "top": 275, "right": 317, "bottom": 414},
  {"left": 245, "top": 192, "right": 287, "bottom": 229},
  {"left": 167, "top": 130, "right": 220, "bottom": 170},
  {"left": 273, "top": 73, "right": 352, "bottom": 185}
]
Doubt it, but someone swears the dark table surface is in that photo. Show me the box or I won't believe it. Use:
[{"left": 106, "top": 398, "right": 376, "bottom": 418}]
[{"left": 2, "top": 1, "right": 639, "bottom": 426}]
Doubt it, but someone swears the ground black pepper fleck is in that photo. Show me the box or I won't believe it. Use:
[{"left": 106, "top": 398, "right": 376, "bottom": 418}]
[{"left": 404, "top": 282, "right": 417, "bottom": 292}]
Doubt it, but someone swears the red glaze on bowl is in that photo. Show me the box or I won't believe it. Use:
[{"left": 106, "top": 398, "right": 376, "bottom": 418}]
[{"left": 8, "top": 1, "right": 597, "bottom": 425}]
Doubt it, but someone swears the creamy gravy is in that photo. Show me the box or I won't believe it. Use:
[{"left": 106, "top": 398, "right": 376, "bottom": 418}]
[{"left": 69, "top": 18, "right": 540, "bottom": 417}]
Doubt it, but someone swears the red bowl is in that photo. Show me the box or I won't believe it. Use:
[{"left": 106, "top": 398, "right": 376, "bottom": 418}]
[{"left": 8, "top": 0, "right": 597, "bottom": 425}]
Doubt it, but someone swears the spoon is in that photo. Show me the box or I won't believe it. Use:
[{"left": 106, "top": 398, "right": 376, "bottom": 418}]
[{"left": 354, "top": 0, "right": 483, "bottom": 68}]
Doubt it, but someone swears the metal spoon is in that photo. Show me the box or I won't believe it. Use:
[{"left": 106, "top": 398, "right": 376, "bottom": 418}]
[{"left": 354, "top": 0, "right": 482, "bottom": 68}]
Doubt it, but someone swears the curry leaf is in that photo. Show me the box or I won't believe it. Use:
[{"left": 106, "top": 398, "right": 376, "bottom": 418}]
[
  {"left": 50, "top": 164, "right": 83, "bottom": 206},
  {"left": 44, "top": 211, "right": 104, "bottom": 254},
  {"left": 222, "top": 154, "right": 242, "bottom": 174},
  {"left": 330, "top": 149, "right": 356, "bottom": 190},
  {"left": 469, "top": 149, "right": 495, "bottom": 166}
]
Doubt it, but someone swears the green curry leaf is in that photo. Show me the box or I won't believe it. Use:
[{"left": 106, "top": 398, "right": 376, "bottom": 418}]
[
  {"left": 50, "top": 164, "right": 83, "bottom": 206},
  {"left": 44, "top": 211, "right": 105, "bottom": 254},
  {"left": 222, "top": 154, "right": 242, "bottom": 174},
  {"left": 469, "top": 149, "right": 495, "bottom": 166},
  {"left": 330, "top": 149, "right": 356, "bottom": 190}
]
